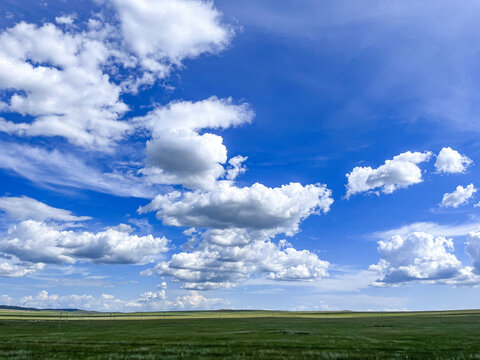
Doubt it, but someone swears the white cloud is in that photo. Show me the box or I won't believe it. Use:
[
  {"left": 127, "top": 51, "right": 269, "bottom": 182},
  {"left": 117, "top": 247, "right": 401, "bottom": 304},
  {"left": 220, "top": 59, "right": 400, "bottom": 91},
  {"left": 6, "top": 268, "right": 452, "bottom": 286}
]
[
  {"left": 244, "top": 267, "right": 380, "bottom": 294},
  {"left": 0, "top": 0, "right": 238, "bottom": 145},
  {"left": 19, "top": 290, "right": 131, "bottom": 311},
  {"left": 372, "top": 220, "right": 480, "bottom": 240},
  {"left": 0, "top": 22, "right": 130, "bottom": 150},
  {"left": 137, "top": 97, "right": 253, "bottom": 134},
  {"left": 0, "top": 221, "right": 169, "bottom": 265},
  {"left": 132, "top": 289, "right": 170, "bottom": 310},
  {"left": 124, "top": 284, "right": 225, "bottom": 310},
  {"left": 144, "top": 228, "right": 329, "bottom": 290},
  {"left": 0, "top": 142, "right": 156, "bottom": 198},
  {"left": 225, "top": 155, "right": 248, "bottom": 180},
  {"left": 0, "top": 196, "right": 91, "bottom": 222},
  {"left": 141, "top": 129, "right": 228, "bottom": 190},
  {"left": 0, "top": 254, "right": 44, "bottom": 278},
  {"left": 111, "top": 0, "right": 233, "bottom": 84},
  {"left": 435, "top": 147, "right": 473, "bottom": 174},
  {"left": 12, "top": 287, "right": 225, "bottom": 311},
  {"left": 346, "top": 151, "right": 432, "bottom": 198},
  {"left": 370, "top": 221, "right": 480, "bottom": 286},
  {"left": 137, "top": 97, "right": 254, "bottom": 190},
  {"left": 370, "top": 232, "right": 463, "bottom": 285},
  {"left": 465, "top": 230, "right": 480, "bottom": 274},
  {"left": 55, "top": 15, "right": 76, "bottom": 26},
  {"left": 0, "top": 294, "right": 13, "bottom": 304},
  {"left": 174, "top": 291, "right": 222, "bottom": 309},
  {"left": 441, "top": 184, "right": 477, "bottom": 208},
  {"left": 0, "top": 1, "right": 334, "bottom": 296},
  {"left": 139, "top": 182, "right": 333, "bottom": 236},
  {"left": 140, "top": 180, "right": 333, "bottom": 289},
  {"left": 0, "top": 0, "right": 337, "bottom": 297}
]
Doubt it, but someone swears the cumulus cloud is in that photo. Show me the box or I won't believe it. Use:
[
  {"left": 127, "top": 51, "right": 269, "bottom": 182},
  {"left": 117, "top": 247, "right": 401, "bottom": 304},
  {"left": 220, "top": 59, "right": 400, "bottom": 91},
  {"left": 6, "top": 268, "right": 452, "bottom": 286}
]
[
  {"left": 131, "top": 61, "right": 331, "bottom": 290},
  {"left": 0, "top": 221, "right": 169, "bottom": 265},
  {"left": 139, "top": 181, "right": 332, "bottom": 288},
  {"left": 14, "top": 287, "right": 224, "bottom": 311},
  {"left": 19, "top": 290, "right": 132, "bottom": 311},
  {"left": 435, "top": 147, "right": 473, "bottom": 174},
  {"left": 137, "top": 97, "right": 254, "bottom": 190},
  {"left": 465, "top": 230, "right": 480, "bottom": 274},
  {"left": 0, "top": 0, "right": 334, "bottom": 297},
  {"left": 144, "top": 228, "right": 329, "bottom": 290},
  {"left": 441, "top": 184, "right": 477, "bottom": 208},
  {"left": 0, "top": 294, "right": 13, "bottom": 304},
  {"left": 225, "top": 155, "right": 248, "bottom": 180},
  {"left": 0, "top": 22, "right": 130, "bottom": 150},
  {"left": 133, "top": 289, "right": 169, "bottom": 310},
  {"left": 0, "top": 196, "right": 91, "bottom": 222},
  {"left": 141, "top": 129, "right": 228, "bottom": 190},
  {"left": 111, "top": 0, "right": 233, "bottom": 86},
  {"left": 0, "top": 142, "right": 156, "bottom": 198},
  {"left": 346, "top": 151, "right": 432, "bottom": 198},
  {"left": 139, "top": 182, "right": 333, "bottom": 236},
  {"left": 174, "top": 291, "right": 223, "bottom": 309},
  {"left": 120, "top": 284, "right": 224, "bottom": 310},
  {"left": 0, "top": 254, "right": 44, "bottom": 278},
  {"left": 55, "top": 15, "right": 76, "bottom": 26},
  {"left": 0, "top": 0, "right": 235, "bottom": 146},
  {"left": 137, "top": 97, "right": 253, "bottom": 134},
  {"left": 370, "top": 232, "right": 464, "bottom": 285}
]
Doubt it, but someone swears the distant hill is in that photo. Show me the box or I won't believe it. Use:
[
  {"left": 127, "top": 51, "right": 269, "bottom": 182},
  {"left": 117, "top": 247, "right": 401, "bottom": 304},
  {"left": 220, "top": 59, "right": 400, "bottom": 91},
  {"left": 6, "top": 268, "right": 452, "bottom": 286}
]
[{"left": 0, "top": 305, "right": 81, "bottom": 312}]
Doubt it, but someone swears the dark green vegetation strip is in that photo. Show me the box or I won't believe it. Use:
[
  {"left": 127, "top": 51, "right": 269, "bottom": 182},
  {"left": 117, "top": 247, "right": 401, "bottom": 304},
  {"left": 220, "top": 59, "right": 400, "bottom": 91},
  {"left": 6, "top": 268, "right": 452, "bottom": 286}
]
[{"left": 1, "top": 313, "right": 480, "bottom": 359}]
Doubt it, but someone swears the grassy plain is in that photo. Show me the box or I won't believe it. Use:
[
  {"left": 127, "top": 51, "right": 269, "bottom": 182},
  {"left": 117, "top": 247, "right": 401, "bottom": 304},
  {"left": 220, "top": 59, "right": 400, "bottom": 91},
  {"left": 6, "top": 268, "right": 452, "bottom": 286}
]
[{"left": 0, "top": 309, "right": 479, "bottom": 359}]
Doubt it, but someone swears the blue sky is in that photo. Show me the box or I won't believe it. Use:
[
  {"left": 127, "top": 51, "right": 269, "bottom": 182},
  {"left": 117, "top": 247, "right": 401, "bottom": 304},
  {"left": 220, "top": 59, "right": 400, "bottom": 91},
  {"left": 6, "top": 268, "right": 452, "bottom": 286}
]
[{"left": 1, "top": 0, "right": 480, "bottom": 311}]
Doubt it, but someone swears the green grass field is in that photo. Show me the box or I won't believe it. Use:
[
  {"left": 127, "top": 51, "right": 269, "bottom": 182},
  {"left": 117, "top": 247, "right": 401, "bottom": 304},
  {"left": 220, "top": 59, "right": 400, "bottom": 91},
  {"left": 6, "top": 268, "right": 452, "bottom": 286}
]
[{"left": 1, "top": 309, "right": 480, "bottom": 359}]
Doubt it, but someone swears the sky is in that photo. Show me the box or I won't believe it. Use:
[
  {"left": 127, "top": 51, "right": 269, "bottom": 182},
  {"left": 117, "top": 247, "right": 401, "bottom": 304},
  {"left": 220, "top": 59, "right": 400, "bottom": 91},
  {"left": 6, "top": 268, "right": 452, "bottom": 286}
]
[{"left": 1, "top": 0, "right": 480, "bottom": 312}]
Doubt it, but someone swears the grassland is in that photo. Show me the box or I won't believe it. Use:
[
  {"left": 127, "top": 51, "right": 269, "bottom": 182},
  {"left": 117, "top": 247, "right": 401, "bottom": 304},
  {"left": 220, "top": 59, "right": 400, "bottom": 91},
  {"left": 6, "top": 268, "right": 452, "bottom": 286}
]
[{"left": 1, "top": 309, "right": 480, "bottom": 359}]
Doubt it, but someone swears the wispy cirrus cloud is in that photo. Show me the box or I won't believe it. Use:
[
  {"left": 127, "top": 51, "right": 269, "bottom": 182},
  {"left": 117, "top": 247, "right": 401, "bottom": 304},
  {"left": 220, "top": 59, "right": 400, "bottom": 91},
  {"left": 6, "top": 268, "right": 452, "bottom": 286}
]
[
  {"left": 0, "top": 142, "right": 157, "bottom": 198},
  {"left": 0, "top": 195, "right": 91, "bottom": 222}
]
